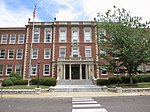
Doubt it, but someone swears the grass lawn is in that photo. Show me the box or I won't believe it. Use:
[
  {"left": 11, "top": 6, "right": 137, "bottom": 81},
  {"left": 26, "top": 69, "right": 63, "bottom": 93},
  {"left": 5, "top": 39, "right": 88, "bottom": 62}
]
[
  {"left": 107, "top": 82, "right": 150, "bottom": 88},
  {"left": 1, "top": 85, "right": 50, "bottom": 89}
]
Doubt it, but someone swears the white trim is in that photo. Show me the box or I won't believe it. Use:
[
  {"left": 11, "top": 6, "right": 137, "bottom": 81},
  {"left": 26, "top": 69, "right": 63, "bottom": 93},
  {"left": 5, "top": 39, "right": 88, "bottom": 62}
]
[
  {"left": 6, "top": 65, "right": 13, "bottom": 76},
  {"left": 59, "top": 27, "right": 67, "bottom": 42},
  {"left": 32, "top": 48, "right": 38, "bottom": 59},
  {"left": 16, "top": 49, "right": 23, "bottom": 60},
  {"left": 59, "top": 46, "right": 66, "bottom": 58},
  {"left": 1, "top": 34, "right": 8, "bottom": 44},
  {"left": 18, "top": 34, "right": 25, "bottom": 44},
  {"left": 85, "top": 46, "right": 92, "bottom": 57},
  {"left": 0, "top": 65, "right": 3, "bottom": 76},
  {"left": 72, "top": 27, "right": 79, "bottom": 42},
  {"left": 9, "top": 34, "right": 16, "bottom": 44},
  {"left": 31, "top": 64, "right": 37, "bottom": 76},
  {"left": 32, "top": 28, "right": 40, "bottom": 43},
  {"left": 8, "top": 49, "right": 14, "bottom": 60},
  {"left": 84, "top": 27, "right": 92, "bottom": 42},
  {"left": 44, "top": 28, "right": 52, "bottom": 43},
  {"left": 0, "top": 49, "right": 6, "bottom": 60},
  {"left": 44, "top": 48, "right": 51, "bottom": 59},
  {"left": 43, "top": 64, "right": 50, "bottom": 76}
]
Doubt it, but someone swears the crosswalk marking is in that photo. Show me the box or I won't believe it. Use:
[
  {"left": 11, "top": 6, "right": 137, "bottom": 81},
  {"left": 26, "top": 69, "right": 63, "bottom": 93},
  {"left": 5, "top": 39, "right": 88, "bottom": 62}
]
[
  {"left": 72, "top": 108, "right": 108, "bottom": 112},
  {"left": 72, "top": 101, "right": 97, "bottom": 104},
  {"left": 72, "top": 97, "right": 108, "bottom": 112},
  {"left": 73, "top": 104, "right": 101, "bottom": 108}
]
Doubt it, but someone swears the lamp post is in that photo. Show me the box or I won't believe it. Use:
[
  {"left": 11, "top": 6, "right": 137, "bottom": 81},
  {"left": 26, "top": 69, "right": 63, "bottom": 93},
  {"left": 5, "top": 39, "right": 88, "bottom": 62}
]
[
  {"left": 37, "top": 62, "right": 40, "bottom": 88},
  {"left": 115, "top": 60, "right": 120, "bottom": 87}
]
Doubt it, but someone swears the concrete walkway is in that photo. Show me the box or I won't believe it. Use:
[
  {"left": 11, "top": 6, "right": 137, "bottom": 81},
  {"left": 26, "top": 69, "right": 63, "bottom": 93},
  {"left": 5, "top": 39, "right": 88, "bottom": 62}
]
[{"left": 1, "top": 92, "right": 150, "bottom": 98}]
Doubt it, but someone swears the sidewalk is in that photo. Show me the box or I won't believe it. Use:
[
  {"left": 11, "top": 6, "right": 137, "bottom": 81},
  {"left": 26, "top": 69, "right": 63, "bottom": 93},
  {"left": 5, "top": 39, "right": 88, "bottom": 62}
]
[{"left": 1, "top": 91, "right": 150, "bottom": 98}]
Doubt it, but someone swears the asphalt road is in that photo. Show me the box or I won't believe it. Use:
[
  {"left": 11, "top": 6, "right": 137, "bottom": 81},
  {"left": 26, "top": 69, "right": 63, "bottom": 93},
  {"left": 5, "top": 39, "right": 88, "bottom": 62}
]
[{"left": 0, "top": 95, "right": 150, "bottom": 112}]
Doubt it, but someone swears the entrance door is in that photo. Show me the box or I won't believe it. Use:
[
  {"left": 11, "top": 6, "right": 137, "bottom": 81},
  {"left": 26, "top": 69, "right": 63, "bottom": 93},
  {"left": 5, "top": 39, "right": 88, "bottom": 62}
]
[{"left": 72, "top": 65, "right": 80, "bottom": 79}]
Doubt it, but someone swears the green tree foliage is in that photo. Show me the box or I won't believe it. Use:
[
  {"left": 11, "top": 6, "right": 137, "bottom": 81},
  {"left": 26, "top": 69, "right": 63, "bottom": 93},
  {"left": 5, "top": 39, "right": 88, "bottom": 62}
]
[{"left": 97, "top": 6, "right": 150, "bottom": 84}]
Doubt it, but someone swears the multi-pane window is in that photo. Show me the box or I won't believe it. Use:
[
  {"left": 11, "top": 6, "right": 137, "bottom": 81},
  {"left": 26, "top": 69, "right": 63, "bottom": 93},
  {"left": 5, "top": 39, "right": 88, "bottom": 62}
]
[
  {"left": 72, "top": 47, "right": 79, "bottom": 57},
  {"left": 100, "top": 49, "right": 106, "bottom": 58},
  {"left": 0, "top": 49, "right": 6, "bottom": 59},
  {"left": 6, "top": 65, "right": 13, "bottom": 76},
  {"left": 44, "top": 48, "right": 51, "bottom": 59},
  {"left": 84, "top": 28, "right": 91, "bottom": 42},
  {"left": 85, "top": 47, "right": 92, "bottom": 57},
  {"left": 9, "top": 34, "right": 16, "bottom": 44},
  {"left": 8, "top": 49, "right": 14, "bottom": 59},
  {"left": 43, "top": 64, "right": 50, "bottom": 76},
  {"left": 59, "top": 28, "right": 66, "bottom": 42},
  {"left": 31, "top": 64, "right": 37, "bottom": 76},
  {"left": 72, "top": 28, "right": 79, "bottom": 42},
  {"left": 59, "top": 47, "right": 66, "bottom": 58},
  {"left": 146, "top": 64, "right": 150, "bottom": 73},
  {"left": 137, "top": 65, "right": 144, "bottom": 73},
  {"left": 33, "top": 29, "right": 40, "bottom": 43},
  {"left": 101, "top": 67, "right": 107, "bottom": 75},
  {"left": 32, "top": 48, "right": 38, "bottom": 59},
  {"left": 18, "top": 34, "right": 24, "bottom": 44},
  {"left": 1, "top": 34, "right": 8, "bottom": 44},
  {"left": 0, "top": 65, "right": 3, "bottom": 75},
  {"left": 99, "top": 28, "right": 106, "bottom": 41},
  {"left": 15, "top": 64, "right": 22, "bottom": 74},
  {"left": 44, "top": 29, "right": 52, "bottom": 43},
  {"left": 16, "top": 49, "right": 23, "bottom": 59}
]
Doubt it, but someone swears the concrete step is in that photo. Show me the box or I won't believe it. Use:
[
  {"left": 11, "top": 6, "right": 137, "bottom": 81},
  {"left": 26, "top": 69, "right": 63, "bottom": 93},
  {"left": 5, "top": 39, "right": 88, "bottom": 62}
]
[
  {"left": 49, "top": 85, "right": 107, "bottom": 92},
  {"left": 58, "top": 79, "right": 94, "bottom": 85}
]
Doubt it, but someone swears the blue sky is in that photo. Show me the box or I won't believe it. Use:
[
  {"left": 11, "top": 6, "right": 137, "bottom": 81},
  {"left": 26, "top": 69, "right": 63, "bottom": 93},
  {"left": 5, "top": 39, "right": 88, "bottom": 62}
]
[{"left": 0, "top": 0, "right": 150, "bottom": 27}]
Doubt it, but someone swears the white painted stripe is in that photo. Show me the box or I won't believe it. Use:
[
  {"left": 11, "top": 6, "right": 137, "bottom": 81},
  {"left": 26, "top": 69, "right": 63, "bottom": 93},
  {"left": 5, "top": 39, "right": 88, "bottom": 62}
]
[
  {"left": 72, "top": 101, "right": 97, "bottom": 104},
  {"left": 72, "top": 99, "right": 94, "bottom": 102},
  {"left": 72, "top": 108, "right": 108, "bottom": 112},
  {"left": 72, "top": 97, "right": 92, "bottom": 100},
  {"left": 73, "top": 104, "right": 101, "bottom": 108}
]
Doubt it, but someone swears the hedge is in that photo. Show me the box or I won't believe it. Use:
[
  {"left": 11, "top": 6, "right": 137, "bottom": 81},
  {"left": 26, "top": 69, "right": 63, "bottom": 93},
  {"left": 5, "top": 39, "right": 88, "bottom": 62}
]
[
  {"left": 108, "top": 77, "right": 122, "bottom": 84},
  {"left": 97, "top": 79, "right": 109, "bottom": 85},
  {"left": 137, "top": 75, "right": 150, "bottom": 82},
  {"left": 14, "top": 80, "right": 28, "bottom": 85}
]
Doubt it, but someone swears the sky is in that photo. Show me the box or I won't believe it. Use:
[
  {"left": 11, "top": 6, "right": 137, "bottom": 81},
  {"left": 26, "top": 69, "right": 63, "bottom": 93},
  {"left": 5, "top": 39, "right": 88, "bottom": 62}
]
[{"left": 0, "top": 0, "right": 150, "bottom": 27}]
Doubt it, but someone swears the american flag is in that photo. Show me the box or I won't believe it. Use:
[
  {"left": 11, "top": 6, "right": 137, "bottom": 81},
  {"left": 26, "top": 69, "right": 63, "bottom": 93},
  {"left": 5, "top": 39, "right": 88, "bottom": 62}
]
[{"left": 33, "top": 5, "right": 36, "bottom": 18}]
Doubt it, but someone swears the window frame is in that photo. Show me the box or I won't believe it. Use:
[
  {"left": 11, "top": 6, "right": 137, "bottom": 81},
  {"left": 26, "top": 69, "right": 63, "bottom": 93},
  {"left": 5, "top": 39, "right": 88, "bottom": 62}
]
[
  {"left": 32, "top": 48, "right": 38, "bottom": 59},
  {"left": 15, "top": 64, "right": 22, "bottom": 74},
  {"left": 59, "top": 47, "right": 66, "bottom": 58},
  {"left": 9, "top": 34, "right": 16, "bottom": 44},
  {"left": 32, "top": 29, "right": 40, "bottom": 43},
  {"left": 43, "top": 64, "right": 50, "bottom": 76},
  {"left": 72, "top": 47, "right": 79, "bottom": 57},
  {"left": 85, "top": 46, "right": 92, "bottom": 57},
  {"left": 6, "top": 65, "right": 13, "bottom": 76},
  {"left": 16, "top": 49, "right": 23, "bottom": 60},
  {"left": 18, "top": 34, "right": 24, "bottom": 44},
  {"left": 0, "top": 49, "right": 6, "bottom": 60},
  {"left": 72, "top": 27, "right": 79, "bottom": 42},
  {"left": 0, "top": 65, "right": 3, "bottom": 76},
  {"left": 8, "top": 49, "right": 14, "bottom": 60},
  {"left": 31, "top": 64, "right": 37, "bottom": 76},
  {"left": 59, "top": 28, "right": 67, "bottom": 42},
  {"left": 84, "top": 28, "right": 92, "bottom": 42},
  {"left": 44, "top": 28, "right": 52, "bottom": 43},
  {"left": 1, "top": 34, "right": 8, "bottom": 44},
  {"left": 44, "top": 48, "right": 51, "bottom": 59}
]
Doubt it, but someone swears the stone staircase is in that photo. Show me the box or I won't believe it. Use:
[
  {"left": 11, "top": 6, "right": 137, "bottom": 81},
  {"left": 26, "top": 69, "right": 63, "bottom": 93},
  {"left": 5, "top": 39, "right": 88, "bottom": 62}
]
[{"left": 49, "top": 80, "right": 106, "bottom": 92}]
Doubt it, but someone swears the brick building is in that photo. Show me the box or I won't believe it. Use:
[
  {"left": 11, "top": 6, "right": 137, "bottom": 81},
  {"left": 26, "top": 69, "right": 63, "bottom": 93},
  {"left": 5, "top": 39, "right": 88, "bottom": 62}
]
[{"left": 0, "top": 21, "right": 150, "bottom": 81}]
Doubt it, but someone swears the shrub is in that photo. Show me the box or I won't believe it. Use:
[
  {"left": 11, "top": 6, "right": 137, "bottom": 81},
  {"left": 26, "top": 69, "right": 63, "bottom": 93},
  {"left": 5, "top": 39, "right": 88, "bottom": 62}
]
[
  {"left": 2, "top": 78, "right": 13, "bottom": 87},
  {"left": 30, "top": 78, "right": 38, "bottom": 85},
  {"left": 137, "top": 75, "right": 150, "bottom": 82},
  {"left": 97, "top": 79, "right": 109, "bottom": 85},
  {"left": 14, "top": 80, "right": 28, "bottom": 85},
  {"left": 9, "top": 72, "right": 22, "bottom": 80},
  {"left": 121, "top": 76, "right": 138, "bottom": 84},
  {"left": 9, "top": 77, "right": 17, "bottom": 84},
  {"left": 108, "top": 77, "right": 122, "bottom": 84},
  {"left": 41, "top": 78, "right": 56, "bottom": 86}
]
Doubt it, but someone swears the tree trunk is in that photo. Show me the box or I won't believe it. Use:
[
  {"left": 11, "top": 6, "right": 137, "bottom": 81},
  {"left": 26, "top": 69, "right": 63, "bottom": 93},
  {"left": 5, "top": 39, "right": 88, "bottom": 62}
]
[{"left": 129, "top": 74, "right": 133, "bottom": 85}]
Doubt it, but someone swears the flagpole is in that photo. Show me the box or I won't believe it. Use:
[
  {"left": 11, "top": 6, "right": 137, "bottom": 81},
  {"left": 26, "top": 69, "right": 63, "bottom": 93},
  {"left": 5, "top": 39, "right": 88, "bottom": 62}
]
[{"left": 27, "top": 5, "right": 36, "bottom": 87}]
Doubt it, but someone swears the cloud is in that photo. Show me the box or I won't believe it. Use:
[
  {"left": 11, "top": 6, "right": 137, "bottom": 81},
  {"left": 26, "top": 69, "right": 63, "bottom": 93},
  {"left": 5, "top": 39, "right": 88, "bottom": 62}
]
[{"left": 0, "top": 0, "right": 41, "bottom": 27}]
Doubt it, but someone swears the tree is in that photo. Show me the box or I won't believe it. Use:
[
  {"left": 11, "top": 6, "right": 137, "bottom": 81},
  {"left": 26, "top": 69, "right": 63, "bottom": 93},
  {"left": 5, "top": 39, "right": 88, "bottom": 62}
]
[{"left": 96, "top": 6, "right": 150, "bottom": 84}]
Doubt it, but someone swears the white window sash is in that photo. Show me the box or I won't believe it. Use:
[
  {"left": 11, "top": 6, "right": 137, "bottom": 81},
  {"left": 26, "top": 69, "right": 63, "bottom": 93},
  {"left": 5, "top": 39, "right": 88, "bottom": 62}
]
[
  {"left": 43, "top": 64, "right": 50, "bottom": 76},
  {"left": 44, "top": 48, "right": 51, "bottom": 59}
]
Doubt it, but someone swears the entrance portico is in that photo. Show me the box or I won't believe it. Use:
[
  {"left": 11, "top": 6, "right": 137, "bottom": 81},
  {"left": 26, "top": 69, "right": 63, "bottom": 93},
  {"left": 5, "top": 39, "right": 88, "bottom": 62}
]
[{"left": 57, "top": 62, "right": 94, "bottom": 80}]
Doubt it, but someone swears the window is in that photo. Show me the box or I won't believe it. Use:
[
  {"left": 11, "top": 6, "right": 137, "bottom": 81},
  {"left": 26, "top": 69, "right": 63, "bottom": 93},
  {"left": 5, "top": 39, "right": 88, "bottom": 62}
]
[
  {"left": 16, "top": 49, "right": 23, "bottom": 59},
  {"left": 44, "top": 48, "right": 51, "bottom": 59},
  {"left": 18, "top": 34, "right": 24, "bottom": 44},
  {"left": 84, "top": 28, "right": 91, "bottom": 42},
  {"left": 100, "top": 49, "right": 106, "bottom": 59},
  {"left": 59, "top": 47, "right": 66, "bottom": 57},
  {"left": 32, "top": 48, "right": 38, "bottom": 59},
  {"left": 31, "top": 64, "right": 37, "bottom": 76},
  {"left": 33, "top": 29, "right": 40, "bottom": 43},
  {"left": 72, "top": 47, "right": 79, "bottom": 57},
  {"left": 1, "top": 34, "right": 8, "bottom": 44},
  {"left": 43, "top": 64, "right": 50, "bottom": 76},
  {"left": 0, "top": 65, "right": 3, "bottom": 75},
  {"left": 8, "top": 49, "right": 14, "bottom": 59},
  {"left": 85, "top": 47, "right": 92, "bottom": 57},
  {"left": 101, "top": 67, "right": 107, "bottom": 75},
  {"left": 99, "top": 28, "right": 106, "bottom": 41},
  {"left": 44, "top": 29, "right": 52, "bottom": 43},
  {"left": 6, "top": 65, "right": 13, "bottom": 76},
  {"left": 9, "top": 34, "right": 16, "bottom": 44},
  {"left": 0, "top": 49, "right": 6, "bottom": 59},
  {"left": 72, "top": 28, "right": 79, "bottom": 42},
  {"left": 146, "top": 64, "right": 150, "bottom": 73},
  {"left": 59, "top": 28, "right": 66, "bottom": 42},
  {"left": 15, "top": 64, "right": 22, "bottom": 74}
]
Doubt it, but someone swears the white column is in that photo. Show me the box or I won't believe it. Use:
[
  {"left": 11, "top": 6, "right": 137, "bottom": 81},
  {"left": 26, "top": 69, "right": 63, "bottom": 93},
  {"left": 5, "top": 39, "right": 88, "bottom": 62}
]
[
  {"left": 69, "top": 64, "right": 72, "bottom": 80},
  {"left": 64, "top": 64, "right": 66, "bottom": 79},
  {"left": 80, "top": 64, "right": 82, "bottom": 80}
]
